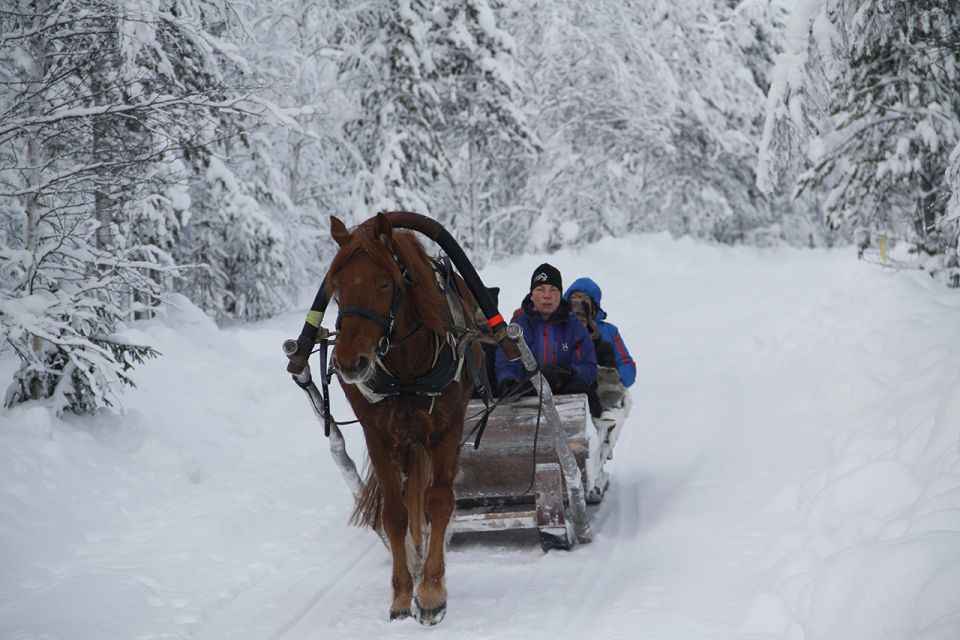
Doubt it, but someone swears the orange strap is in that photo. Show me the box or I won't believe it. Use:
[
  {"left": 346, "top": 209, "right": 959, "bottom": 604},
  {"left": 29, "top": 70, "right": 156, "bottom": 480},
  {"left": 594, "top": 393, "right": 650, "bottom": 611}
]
[{"left": 487, "top": 313, "right": 504, "bottom": 328}]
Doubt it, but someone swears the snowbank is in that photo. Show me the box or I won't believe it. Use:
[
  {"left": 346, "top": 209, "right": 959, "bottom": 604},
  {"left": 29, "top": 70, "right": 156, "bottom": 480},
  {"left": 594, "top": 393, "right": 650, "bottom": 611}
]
[{"left": 749, "top": 266, "right": 960, "bottom": 640}]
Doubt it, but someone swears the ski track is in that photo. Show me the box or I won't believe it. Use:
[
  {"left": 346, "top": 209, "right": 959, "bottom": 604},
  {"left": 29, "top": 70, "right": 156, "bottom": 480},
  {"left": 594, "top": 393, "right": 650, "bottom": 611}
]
[{"left": 192, "top": 536, "right": 384, "bottom": 640}]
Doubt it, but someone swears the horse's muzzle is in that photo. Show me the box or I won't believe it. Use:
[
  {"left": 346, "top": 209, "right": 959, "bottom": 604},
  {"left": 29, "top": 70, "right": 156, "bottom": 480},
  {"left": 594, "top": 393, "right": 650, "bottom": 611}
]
[{"left": 332, "top": 353, "right": 374, "bottom": 384}]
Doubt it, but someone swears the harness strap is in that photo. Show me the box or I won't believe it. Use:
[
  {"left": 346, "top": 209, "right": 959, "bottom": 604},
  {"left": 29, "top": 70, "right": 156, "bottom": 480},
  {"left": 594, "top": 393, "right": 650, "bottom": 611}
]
[
  {"left": 435, "top": 255, "right": 467, "bottom": 330},
  {"left": 335, "top": 280, "right": 404, "bottom": 356}
]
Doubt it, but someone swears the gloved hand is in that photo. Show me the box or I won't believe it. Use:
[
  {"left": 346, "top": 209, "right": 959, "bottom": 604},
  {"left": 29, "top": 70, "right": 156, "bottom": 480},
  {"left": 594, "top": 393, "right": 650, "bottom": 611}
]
[{"left": 540, "top": 365, "right": 572, "bottom": 391}]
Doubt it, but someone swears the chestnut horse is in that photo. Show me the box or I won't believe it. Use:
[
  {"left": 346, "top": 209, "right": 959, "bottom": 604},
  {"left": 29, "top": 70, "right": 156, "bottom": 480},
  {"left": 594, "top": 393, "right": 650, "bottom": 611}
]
[{"left": 327, "top": 213, "right": 479, "bottom": 625}]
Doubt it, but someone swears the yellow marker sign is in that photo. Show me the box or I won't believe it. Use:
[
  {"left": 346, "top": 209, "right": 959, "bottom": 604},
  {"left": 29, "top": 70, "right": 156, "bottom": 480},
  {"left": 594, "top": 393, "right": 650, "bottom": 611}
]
[{"left": 306, "top": 310, "right": 325, "bottom": 328}]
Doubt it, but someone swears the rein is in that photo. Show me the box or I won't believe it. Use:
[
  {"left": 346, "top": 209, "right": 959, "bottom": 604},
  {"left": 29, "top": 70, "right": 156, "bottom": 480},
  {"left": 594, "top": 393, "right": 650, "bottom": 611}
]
[{"left": 290, "top": 337, "right": 360, "bottom": 436}]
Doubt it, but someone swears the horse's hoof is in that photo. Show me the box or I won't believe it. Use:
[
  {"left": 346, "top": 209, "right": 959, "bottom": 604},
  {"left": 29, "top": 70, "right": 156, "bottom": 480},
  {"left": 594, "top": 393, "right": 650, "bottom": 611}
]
[
  {"left": 390, "top": 607, "right": 412, "bottom": 621},
  {"left": 414, "top": 597, "right": 446, "bottom": 626}
]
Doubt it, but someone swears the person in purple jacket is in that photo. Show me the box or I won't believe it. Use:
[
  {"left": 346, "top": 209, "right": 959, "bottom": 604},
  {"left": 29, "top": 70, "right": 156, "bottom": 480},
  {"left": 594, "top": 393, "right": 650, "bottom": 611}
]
[{"left": 495, "top": 263, "right": 601, "bottom": 417}]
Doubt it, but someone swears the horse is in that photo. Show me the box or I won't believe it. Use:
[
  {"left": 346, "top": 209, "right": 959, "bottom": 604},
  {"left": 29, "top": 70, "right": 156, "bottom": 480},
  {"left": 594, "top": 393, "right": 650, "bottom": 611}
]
[{"left": 326, "top": 212, "right": 481, "bottom": 625}]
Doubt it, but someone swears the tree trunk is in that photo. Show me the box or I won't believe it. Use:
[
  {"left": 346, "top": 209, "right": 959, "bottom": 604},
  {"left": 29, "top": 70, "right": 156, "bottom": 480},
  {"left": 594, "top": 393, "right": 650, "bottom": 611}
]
[
  {"left": 91, "top": 72, "right": 112, "bottom": 251},
  {"left": 24, "top": 29, "right": 47, "bottom": 400}
]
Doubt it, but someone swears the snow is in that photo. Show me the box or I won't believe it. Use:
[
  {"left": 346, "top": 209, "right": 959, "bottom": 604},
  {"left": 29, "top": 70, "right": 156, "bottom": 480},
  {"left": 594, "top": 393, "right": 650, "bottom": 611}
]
[{"left": 3, "top": 233, "right": 960, "bottom": 639}]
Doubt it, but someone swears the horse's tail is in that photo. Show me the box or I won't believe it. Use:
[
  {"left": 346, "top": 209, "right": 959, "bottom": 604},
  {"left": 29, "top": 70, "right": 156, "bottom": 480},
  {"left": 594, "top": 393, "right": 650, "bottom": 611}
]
[
  {"left": 348, "top": 450, "right": 432, "bottom": 557},
  {"left": 349, "top": 463, "right": 382, "bottom": 530}
]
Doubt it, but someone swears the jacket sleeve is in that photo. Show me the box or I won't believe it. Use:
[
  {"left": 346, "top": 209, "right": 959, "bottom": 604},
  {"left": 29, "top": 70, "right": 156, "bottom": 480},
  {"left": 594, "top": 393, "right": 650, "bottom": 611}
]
[
  {"left": 569, "top": 320, "right": 597, "bottom": 385},
  {"left": 607, "top": 325, "right": 636, "bottom": 387}
]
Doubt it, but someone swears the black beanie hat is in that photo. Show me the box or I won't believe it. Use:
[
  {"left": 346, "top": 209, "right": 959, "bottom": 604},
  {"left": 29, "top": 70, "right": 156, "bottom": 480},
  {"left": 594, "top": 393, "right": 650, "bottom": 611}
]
[{"left": 530, "top": 263, "right": 562, "bottom": 292}]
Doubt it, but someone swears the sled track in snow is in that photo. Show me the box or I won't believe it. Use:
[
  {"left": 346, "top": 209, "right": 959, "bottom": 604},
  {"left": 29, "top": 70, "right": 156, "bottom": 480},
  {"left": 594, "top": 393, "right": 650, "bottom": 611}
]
[
  {"left": 265, "top": 540, "right": 383, "bottom": 640},
  {"left": 192, "top": 536, "right": 383, "bottom": 640},
  {"left": 542, "top": 475, "right": 645, "bottom": 638}
]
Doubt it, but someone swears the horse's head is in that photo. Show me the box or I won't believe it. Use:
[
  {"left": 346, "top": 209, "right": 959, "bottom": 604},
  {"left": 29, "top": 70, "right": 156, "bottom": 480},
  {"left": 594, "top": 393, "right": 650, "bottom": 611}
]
[{"left": 327, "top": 213, "right": 405, "bottom": 383}]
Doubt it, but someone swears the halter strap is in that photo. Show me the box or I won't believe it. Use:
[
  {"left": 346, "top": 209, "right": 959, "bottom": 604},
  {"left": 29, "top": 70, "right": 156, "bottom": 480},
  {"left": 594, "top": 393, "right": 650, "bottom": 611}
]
[{"left": 334, "top": 250, "right": 411, "bottom": 357}]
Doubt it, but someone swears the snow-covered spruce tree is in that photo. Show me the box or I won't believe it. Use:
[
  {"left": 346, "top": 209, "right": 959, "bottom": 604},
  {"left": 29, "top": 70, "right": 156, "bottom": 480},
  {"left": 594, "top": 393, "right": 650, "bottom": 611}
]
[
  {"left": 174, "top": 152, "right": 292, "bottom": 322},
  {"left": 0, "top": 0, "right": 273, "bottom": 413},
  {"left": 646, "top": 0, "right": 813, "bottom": 245},
  {"left": 156, "top": 1, "right": 299, "bottom": 323},
  {"left": 761, "top": 0, "right": 960, "bottom": 260},
  {"left": 515, "top": 0, "right": 674, "bottom": 253},
  {"left": 427, "top": 0, "right": 538, "bottom": 263},
  {"left": 510, "top": 0, "right": 817, "bottom": 253},
  {"left": 337, "top": 0, "right": 451, "bottom": 218},
  {"left": 322, "top": 0, "right": 535, "bottom": 267},
  {"left": 243, "top": 1, "right": 370, "bottom": 280},
  {"left": 0, "top": 1, "right": 165, "bottom": 414}
]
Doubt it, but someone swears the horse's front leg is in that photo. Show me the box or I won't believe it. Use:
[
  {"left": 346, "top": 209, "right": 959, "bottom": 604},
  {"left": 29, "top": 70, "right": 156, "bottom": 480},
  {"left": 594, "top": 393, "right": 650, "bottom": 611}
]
[
  {"left": 383, "top": 490, "right": 415, "bottom": 620},
  {"left": 415, "top": 431, "right": 460, "bottom": 625},
  {"left": 368, "top": 444, "right": 414, "bottom": 620}
]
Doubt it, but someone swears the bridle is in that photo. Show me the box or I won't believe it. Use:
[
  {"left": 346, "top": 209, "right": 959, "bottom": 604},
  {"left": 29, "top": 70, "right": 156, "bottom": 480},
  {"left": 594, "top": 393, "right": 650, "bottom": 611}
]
[
  {"left": 334, "top": 243, "right": 417, "bottom": 359},
  {"left": 336, "top": 285, "right": 405, "bottom": 357}
]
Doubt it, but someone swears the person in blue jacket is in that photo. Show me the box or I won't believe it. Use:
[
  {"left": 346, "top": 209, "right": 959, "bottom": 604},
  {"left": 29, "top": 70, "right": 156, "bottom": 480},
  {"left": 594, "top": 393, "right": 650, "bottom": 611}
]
[
  {"left": 563, "top": 277, "right": 636, "bottom": 388},
  {"left": 495, "top": 263, "right": 601, "bottom": 416}
]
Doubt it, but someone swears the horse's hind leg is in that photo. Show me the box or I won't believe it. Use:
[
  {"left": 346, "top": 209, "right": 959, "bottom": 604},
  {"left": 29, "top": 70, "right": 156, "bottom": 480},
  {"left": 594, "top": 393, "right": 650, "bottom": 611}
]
[{"left": 415, "top": 434, "right": 459, "bottom": 625}]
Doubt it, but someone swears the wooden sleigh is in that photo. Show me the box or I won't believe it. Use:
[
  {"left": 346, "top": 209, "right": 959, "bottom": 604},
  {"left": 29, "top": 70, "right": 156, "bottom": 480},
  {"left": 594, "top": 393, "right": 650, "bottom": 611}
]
[{"left": 452, "top": 390, "right": 631, "bottom": 551}]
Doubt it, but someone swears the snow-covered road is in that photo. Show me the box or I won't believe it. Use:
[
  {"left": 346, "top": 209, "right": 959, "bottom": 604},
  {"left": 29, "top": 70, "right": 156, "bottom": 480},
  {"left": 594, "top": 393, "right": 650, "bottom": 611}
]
[{"left": 3, "top": 234, "right": 959, "bottom": 640}]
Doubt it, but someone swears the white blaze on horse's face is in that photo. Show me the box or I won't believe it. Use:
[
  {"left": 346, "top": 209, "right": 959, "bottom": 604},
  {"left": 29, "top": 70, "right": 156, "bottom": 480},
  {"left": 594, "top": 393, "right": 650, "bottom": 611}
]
[{"left": 331, "top": 254, "right": 395, "bottom": 384}]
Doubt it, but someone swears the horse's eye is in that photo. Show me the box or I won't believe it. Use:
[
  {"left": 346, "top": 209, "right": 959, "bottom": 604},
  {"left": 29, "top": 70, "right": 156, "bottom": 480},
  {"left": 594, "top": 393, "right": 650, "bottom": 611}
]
[{"left": 378, "top": 281, "right": 390, "bottom": 291}]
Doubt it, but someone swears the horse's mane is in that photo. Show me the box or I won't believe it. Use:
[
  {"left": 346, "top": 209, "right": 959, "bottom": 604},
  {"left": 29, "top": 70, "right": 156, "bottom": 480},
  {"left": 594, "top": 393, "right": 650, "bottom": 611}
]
[{"left": 326, "top": 225, "right": 450, "bottom": 335}]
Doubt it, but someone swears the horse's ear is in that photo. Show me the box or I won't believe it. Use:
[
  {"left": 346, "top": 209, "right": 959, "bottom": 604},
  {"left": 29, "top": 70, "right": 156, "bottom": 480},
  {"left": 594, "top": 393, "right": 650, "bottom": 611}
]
[
  {"left": 373, "top": 212, "right": 393, "bottom": 245},
  {"left": 331, "top": 215, "right": 350, "bottom": 247}
]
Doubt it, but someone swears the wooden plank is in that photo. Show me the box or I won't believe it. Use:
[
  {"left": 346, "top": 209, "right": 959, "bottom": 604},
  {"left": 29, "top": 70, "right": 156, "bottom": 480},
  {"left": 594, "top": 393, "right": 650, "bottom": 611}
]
[
  {"left": 463, "top": 395, "right": 589, "bottom": 445},
  {"left": 534, "top": 463, "right": 565, "bottom": 530},
  {"left": 450, "top": 507, "right": 538, "bottom": 533},
  {"left": 455, "top": 395, "right": 591, "bottom": 500}
]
